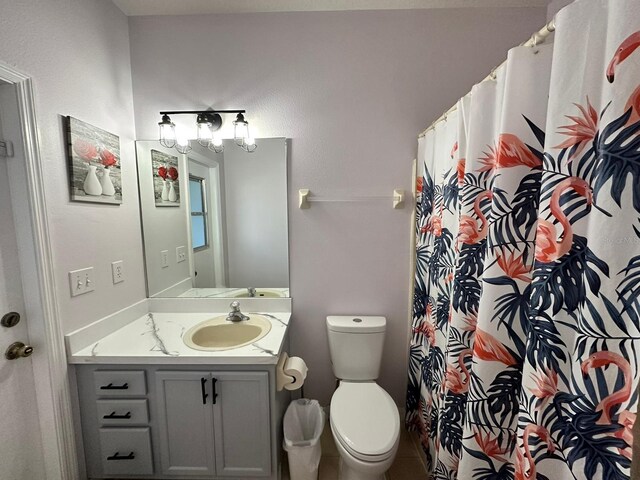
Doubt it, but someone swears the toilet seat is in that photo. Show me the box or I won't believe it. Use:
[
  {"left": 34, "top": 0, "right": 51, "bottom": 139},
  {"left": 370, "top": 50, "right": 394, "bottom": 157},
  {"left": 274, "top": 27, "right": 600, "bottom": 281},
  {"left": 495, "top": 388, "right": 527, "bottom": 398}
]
[{"left": 330, "top": 382, "right": 400, "bottom": 462}]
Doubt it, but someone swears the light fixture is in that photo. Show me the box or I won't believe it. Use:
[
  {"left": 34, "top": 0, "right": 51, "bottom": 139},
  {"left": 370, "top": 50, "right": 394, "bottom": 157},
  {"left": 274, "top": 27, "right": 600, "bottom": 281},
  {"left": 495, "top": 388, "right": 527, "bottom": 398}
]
[
  {"left": 233, "top": 113, "right": 249, "bottom": 147},
  {"left": 157, "top": 108, "right": 257, "bottom": 154},
  {"left": 158, "top": 114, "right": 176, "bottom": 148},
  {"left": 209, "top": 135, "right": 224, "bottom": 153},
  {"left": 196, "top": 112, "right": 222, "bottom": 147},
  {"left": 175, "top": 130, "right": 192, "bottom": 154},
  {"left": 243, "top": 136, "right": 257, "bottom": 153}
]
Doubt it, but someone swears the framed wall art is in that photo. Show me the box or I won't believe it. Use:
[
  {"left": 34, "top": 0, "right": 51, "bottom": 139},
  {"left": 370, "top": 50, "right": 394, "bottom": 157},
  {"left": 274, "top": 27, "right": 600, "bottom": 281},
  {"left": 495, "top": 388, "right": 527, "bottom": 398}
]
[
  {"left": 151, "top": 149, "right": 180, "bottom": 206},
  {"left": 66, "top": 116, "right": 122, "bottom": 204}
]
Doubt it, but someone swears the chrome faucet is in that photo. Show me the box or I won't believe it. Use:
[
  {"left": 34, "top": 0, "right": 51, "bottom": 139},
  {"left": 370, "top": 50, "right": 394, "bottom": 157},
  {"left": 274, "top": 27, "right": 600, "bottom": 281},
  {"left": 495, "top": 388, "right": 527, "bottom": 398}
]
[
  {"left": 226, "top": 301, "right": 249, "bottom": 323},
  {"left": 247, "top": 287, "right": 257, "bottom": 297}
]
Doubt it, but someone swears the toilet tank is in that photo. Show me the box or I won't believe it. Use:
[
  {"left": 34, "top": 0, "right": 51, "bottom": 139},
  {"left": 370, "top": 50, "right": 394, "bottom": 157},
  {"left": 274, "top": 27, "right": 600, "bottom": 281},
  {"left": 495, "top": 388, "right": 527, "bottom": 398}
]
[{"left": 326, "top": 316, "right": 386, "bottom": 381}]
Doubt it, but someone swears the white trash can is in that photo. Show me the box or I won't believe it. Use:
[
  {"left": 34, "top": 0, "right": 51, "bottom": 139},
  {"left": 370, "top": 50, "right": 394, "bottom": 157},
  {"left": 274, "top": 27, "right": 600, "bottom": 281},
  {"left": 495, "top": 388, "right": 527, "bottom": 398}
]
[{"left": 283, "top": 399, "right": 325, "bottom": 480}]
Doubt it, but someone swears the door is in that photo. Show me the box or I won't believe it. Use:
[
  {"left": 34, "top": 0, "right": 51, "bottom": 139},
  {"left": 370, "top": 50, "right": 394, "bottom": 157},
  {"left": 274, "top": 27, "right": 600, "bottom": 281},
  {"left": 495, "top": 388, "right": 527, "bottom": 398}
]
[
  {"left": 213, "top": 371, "right": 271, "bottom": 477},
  {"left": 155, "top": 371, "right": 216, "bottom": 476},
  {"left": 0, "top": 82, "right": 46, "bottom": 478}
]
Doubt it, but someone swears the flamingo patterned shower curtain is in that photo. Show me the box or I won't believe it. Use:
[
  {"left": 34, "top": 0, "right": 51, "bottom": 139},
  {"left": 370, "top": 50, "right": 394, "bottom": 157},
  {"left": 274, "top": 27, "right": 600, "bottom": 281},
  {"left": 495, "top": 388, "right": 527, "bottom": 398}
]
[{"left": 406, "top": 1, "right": 640, "bottom": 479}]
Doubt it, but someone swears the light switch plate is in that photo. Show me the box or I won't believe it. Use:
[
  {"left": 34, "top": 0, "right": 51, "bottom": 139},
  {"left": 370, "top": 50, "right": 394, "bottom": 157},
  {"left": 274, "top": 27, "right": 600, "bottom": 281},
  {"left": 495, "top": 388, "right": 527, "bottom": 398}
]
[
  {"left": 161, "top": 250, "right": 169, "bottom": 268},
  {"left": 69, "top": 267, "right": 95, "bottom": 297},
  {"left": 176, "top": 246, "right": 187, "bottom": 263},
  {"left": 111, "top": 260, "right": 124, "bottom": 284}
]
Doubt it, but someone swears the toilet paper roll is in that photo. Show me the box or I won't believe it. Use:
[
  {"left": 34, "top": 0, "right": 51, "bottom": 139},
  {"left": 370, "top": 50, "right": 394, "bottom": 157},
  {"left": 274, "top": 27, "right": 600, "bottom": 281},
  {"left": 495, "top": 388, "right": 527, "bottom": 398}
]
[
  {"left": 276, "top": 352, "right": 308, "bottom": 391},
  {"left": 283, "top": 356, "right": 308, "bottom": 391}
]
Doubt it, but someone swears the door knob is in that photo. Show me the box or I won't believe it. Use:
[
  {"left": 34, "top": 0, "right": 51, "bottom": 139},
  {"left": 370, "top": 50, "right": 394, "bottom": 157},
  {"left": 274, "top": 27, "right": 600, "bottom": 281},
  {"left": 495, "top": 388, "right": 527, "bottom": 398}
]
[{"left": 5, "top": 342, "right": 34, "bottom": 360}]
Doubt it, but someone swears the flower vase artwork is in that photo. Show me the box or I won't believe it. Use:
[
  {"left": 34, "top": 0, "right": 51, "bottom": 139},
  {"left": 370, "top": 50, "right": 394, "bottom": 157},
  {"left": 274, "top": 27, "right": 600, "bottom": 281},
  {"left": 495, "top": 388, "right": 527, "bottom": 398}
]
[
  {"left": 158, "top": 166, "right": 169, "bottom": 202},
  {"left": 167, "top": 167, "right": 179, "bottom": 202},
  {"left": 83, "top": 164, "right": 102, "bottom": 196},
  {"left": 151, "top": 149, "right": 180, "bottom": 207},
  {"left": 162, "top": 181, "right": 169, "bottom": 201},
  {"left": 67, "top": 116, "right": 122, "bottom": 204},
  {"left": 73, "top": 139, "right": 102, "bottom": 196},
  {"left": 99, "top": 149, "right": 117, "bottom": 196},
  {"left": 158, "top": 166, "right": 170, "bottom": 201}
]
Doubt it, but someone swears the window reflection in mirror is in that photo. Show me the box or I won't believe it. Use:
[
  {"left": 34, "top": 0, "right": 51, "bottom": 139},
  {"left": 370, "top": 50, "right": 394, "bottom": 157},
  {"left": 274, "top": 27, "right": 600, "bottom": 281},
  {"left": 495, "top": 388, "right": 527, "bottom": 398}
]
[
  {"left": 135, "top": 138, "right": 289, "bottom": 299},
  {"left": 189, "top": 176, "right": 208, "bottom": 251}
]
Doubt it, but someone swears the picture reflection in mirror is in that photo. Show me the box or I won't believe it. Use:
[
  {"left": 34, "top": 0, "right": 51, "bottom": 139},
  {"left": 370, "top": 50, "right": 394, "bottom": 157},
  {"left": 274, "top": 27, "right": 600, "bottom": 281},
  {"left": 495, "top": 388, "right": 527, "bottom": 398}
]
[{"left": 136, "top": 138, "right": 288, "bottom": 298}]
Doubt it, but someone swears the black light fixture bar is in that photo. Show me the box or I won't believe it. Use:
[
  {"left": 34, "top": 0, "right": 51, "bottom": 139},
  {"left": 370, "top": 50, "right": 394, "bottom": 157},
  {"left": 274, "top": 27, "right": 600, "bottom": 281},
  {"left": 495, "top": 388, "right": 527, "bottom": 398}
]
[
  {"left": 159, "top": 109, "right": 246, "bottom": 115},
  {"left": 158, "top": 108, "right": 256, "bottom": 154}
]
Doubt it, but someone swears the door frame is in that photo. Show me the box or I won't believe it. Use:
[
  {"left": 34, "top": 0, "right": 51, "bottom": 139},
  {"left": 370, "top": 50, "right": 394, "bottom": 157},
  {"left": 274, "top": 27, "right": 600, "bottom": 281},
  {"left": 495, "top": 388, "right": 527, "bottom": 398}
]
[{"left": 0, "top": 61, "right": 79, "bottom": 479}]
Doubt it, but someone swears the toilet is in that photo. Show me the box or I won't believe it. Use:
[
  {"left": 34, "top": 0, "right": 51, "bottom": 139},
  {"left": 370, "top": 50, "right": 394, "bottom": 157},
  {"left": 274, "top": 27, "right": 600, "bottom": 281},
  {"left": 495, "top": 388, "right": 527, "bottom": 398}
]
[{"left": 327, "top": 316, "right": 400, "bottom": 480}]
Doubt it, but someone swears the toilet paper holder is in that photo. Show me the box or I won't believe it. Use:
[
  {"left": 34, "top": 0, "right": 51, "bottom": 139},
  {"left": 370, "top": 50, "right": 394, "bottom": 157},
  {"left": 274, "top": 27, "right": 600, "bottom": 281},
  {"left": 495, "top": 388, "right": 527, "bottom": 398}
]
[{"left": 277, "top": 353, "right": 308, "bottom": 392}]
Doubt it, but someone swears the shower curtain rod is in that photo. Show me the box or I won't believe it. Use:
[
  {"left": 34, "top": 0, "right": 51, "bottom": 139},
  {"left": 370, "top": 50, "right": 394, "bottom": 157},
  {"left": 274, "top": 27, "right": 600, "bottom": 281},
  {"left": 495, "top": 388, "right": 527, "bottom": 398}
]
[{"left": 418, "top": 18, "right": 556, "bottom": 138}]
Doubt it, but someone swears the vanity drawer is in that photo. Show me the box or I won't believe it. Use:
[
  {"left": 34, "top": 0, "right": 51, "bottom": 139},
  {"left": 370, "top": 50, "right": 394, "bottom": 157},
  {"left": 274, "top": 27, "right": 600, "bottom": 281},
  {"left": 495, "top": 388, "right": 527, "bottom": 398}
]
[
  {"left": 97, "top": 399, "right": 148, "bottom": 426},
  {"left": 94, "top": 370, "right": 146, "bottom": 396},
  {"left": 99, "top": 427, "right": 153, "bottom": 476}
]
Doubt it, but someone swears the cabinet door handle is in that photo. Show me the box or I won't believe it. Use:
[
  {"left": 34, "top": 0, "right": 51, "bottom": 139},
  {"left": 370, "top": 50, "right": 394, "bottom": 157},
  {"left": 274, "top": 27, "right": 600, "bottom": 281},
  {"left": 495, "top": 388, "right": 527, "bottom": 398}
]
[
  {"left": 212, "top": 377, "right": 218, "bottom": 404},
  {"left": 107, "top": 451, "right": 135, "bottom": 461},
  {"left": 201, "top": 377, "right": 209, "bottom": 405},
  {"left": 103, "top": 411, "right": 132, "bottom": 419},
  {"left": 100, "top": 382, "right": 129, "bottom": 390}
]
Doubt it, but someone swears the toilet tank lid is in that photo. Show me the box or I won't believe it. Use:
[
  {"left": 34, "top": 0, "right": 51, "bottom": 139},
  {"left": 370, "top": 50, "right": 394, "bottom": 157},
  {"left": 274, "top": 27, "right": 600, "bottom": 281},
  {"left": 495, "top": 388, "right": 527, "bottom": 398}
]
[{"left": 326, "top": 316, "right": 386, "bottom": 333}]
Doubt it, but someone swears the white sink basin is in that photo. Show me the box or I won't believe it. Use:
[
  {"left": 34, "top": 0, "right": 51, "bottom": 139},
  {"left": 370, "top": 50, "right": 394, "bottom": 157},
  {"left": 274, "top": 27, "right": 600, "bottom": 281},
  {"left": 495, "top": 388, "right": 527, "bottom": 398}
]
[
  {"left": 230, "top": 289, "right": 285, "bottom": 298},
  {"left": 183, "top": 314, "right": 272, "bottom": 351}
]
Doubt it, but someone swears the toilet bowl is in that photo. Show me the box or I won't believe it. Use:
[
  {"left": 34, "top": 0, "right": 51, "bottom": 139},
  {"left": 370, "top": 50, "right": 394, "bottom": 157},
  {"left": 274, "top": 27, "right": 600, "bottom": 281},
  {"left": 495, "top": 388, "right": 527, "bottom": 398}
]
[
  {"left": 326, "top": 316, "right": 400, "bottom": 480},
  {"left": 330, "top": 382, "right": 400, "bottom": 480}
]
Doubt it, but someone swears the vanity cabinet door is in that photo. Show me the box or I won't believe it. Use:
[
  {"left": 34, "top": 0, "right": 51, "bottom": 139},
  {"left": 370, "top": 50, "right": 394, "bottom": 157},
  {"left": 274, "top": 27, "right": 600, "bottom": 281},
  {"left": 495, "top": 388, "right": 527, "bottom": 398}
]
[
  {"left": 156, "top": 371, "right": 216, "bottom": 476},
  {"left": 212, "top": 371, "right": 271, "bottom": 477}
]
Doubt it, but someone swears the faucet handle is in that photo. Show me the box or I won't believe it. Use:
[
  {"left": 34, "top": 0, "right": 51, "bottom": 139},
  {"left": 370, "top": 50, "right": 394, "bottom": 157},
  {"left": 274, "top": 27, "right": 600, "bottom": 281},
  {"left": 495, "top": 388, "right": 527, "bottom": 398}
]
[{"left": 229, "top": 301, "right": 240, "bottom": 312}]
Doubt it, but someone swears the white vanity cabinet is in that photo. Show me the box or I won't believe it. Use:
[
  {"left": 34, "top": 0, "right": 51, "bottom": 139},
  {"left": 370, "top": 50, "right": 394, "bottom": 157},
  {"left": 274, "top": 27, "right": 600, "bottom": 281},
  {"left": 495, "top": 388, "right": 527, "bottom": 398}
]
[
  {"left": 75, "top": 364, "right": 288, "bottom": 480},
  {"left": 156, "top": 371, "right": 271, "bottom": 477}
]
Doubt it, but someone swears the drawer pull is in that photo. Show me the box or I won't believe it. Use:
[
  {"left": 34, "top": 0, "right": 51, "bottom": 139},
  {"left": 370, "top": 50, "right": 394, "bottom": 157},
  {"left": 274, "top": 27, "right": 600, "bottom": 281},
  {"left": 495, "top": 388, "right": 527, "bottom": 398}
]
[
  {"left": 212, "top": 377, "right": 218, "bottom": 404},
  {"left": 100, "top": 382, "right": 129, "bottom": 390},
  {"left": 107, "top": 451, "right": 135, "bottom": 461},
  {"left": 103, "top": 411, "right": 132, "bottom": 420}
]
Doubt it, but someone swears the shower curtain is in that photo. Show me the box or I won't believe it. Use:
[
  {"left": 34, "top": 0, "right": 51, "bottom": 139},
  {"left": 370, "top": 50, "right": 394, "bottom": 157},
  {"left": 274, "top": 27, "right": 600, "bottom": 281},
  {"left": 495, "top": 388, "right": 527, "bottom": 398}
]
[{"left": 406, "top": 1, "right": 640, "bottom": 479}]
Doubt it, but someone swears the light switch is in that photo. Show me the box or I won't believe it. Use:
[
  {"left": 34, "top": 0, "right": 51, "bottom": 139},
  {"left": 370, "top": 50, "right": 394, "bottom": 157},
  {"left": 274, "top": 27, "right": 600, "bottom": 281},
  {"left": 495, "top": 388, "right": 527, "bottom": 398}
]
[
  {"left": 176, "top": 246, "right": 187, "bottom": 263},
  {"left": 161, "top": 250, "right": 169, "bottom": 268},
  {"left": 69, "top": 267, "right": 95, "bottom": 297},
  {"left": 111, "top": 261, "right": 124, "bottom": 284}
]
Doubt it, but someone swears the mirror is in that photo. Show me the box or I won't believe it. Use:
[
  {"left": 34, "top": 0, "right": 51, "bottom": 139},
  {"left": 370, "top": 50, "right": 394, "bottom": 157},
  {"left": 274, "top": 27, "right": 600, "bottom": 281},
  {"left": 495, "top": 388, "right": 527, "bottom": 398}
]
[{"left": 135, "top": 138, "right": 289, "bottom": 298}]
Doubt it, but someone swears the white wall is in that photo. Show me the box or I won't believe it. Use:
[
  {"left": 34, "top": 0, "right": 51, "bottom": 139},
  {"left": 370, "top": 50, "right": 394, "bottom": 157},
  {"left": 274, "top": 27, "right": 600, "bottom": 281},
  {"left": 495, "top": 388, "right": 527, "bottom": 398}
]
[
  {"left": 223, "top": 138, "right": 289, "bottom": 288},
  {"left": 128, "top": 7, "right": 547, "bottom": 404},
  {"left": 0, "top": 0, "right": 145, "bottom": 334},
  {"left": 136, "top": 142, "right": 192, "bottom": 296}
]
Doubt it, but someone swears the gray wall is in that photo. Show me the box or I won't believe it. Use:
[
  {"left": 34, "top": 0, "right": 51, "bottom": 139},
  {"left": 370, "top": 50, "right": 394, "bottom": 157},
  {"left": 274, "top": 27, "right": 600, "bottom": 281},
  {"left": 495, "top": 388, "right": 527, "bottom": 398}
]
[
  {"left": 136, "top": 142, "right": 192, "bottom": 296},
  {"left": 222, "top": 139, "right": 289, "bottom": 288},
  {"left": 0, "top": 0, "right": 146, "bottom": 334},
  {"left": 129, "top": 7, "right": 547, "bottom": 404}
]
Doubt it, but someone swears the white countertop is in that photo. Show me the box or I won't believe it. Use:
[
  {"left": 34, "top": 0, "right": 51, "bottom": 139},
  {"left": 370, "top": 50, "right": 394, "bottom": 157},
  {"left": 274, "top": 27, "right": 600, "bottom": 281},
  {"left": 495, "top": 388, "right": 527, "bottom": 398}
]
[{"left": 68, "top": 311, "right": 290, "bottom": 365}]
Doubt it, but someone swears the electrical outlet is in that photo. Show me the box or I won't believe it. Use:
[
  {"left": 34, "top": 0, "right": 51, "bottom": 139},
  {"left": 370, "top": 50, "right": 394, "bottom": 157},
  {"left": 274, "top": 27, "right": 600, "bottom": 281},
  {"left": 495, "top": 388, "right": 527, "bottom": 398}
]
[
  {"left": 176, "top": 246, "right": 187, "bottom": 263},
  {"left": 111, "top": 260, "right": 124, "bottom": 284},
  {"left": 69, "top": 267, "right": 95, "bottom": 297},
  {"left": 161, "top": 250, "right": 169, "bottom": 268}
]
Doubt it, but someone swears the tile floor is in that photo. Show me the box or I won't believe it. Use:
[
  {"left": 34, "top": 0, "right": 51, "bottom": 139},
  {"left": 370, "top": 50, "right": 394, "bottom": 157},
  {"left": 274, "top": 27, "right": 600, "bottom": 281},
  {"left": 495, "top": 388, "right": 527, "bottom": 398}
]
[{"left": 282, "top": 420, "right": 428, "bottom": 480}]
